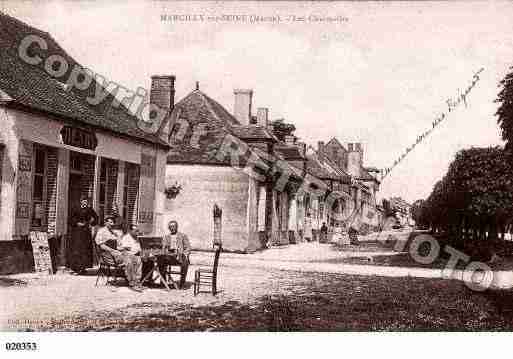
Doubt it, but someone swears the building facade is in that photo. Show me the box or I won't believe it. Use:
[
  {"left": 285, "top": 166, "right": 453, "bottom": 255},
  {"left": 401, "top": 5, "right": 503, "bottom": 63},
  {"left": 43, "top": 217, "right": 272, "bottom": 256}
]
[{"left": 0, "top": 14, "right": 169, "bottom": 274}]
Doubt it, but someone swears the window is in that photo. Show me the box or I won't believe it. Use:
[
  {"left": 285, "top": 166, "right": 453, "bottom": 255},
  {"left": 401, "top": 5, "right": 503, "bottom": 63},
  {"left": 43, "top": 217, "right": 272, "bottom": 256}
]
[{"left": 31, "top": 146, "right": 47, "bottom": 228}]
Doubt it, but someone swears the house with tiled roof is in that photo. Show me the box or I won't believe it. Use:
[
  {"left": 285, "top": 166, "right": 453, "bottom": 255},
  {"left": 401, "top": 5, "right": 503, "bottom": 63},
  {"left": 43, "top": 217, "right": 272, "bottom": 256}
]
[
  {"left": 160, "top": 85, "right": 307, "bottom": 252},
  {"left": 318, "top": 139, "right": 382, "bottom": 231},
  {"left": 0, "top": 13, "right": 169, "bottom": 274}
]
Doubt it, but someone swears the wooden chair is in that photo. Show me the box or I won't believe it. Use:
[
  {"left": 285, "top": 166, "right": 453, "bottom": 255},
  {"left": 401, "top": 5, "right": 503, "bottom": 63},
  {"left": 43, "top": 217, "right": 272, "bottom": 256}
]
[
  {"left": 163, "top": 258, "right": 185, "bottom": 290},
  {"left": 95, "top": 244, "right": 126, "bottom": 286},
  {"left": 193, "top": 245, "right": 222, "bottom": 296}
]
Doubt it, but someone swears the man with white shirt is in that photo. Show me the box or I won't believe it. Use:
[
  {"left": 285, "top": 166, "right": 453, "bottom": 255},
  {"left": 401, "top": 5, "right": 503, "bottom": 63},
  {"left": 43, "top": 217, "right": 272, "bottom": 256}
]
[
  {"left": 118, "top": 224, "right": 143, "bottom": 290},
  {"left": 119, "top": 224, "right": 142, "bottom": 255},
  {"left": 95, "top": 217, "right": 143, "bottom": 292}
]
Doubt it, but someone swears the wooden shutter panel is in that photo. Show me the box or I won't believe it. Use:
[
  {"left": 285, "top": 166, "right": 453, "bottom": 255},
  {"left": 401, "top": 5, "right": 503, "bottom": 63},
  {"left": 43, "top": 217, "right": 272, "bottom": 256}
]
[
  {"left": 15, "top": 140, "right": 33, "bottom": 236},
  {"left": 138, "top": 153, "right": 156, "bottom": 234}
]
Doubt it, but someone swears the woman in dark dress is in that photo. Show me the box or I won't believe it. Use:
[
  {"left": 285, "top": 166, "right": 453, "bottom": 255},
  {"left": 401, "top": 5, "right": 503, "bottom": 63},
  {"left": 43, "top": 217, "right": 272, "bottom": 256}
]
[{"left": 68, "top": 197, "right": 98, "bottom": 274}]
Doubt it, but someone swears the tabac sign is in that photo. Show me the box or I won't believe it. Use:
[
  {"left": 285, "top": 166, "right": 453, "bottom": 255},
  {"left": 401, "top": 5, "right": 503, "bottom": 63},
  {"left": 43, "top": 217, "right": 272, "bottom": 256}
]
[{"left": 60, "top": 126, "right": 98, "bottom": 150}]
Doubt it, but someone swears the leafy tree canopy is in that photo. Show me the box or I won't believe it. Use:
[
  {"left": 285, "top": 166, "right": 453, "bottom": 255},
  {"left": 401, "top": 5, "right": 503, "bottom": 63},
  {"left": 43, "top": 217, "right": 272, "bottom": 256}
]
[{"left": 496, "top": 68, "right": 513, "bottom": 150}]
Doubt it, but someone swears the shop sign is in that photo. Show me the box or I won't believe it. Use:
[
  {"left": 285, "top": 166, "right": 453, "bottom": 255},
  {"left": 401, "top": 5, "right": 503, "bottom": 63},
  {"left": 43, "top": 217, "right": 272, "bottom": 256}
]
[
  {"left": 60, "top": 126, "right": 97, "bottom": 150},
  {"left": 30, "top": 231, "right": 53, "bottom": 274}
]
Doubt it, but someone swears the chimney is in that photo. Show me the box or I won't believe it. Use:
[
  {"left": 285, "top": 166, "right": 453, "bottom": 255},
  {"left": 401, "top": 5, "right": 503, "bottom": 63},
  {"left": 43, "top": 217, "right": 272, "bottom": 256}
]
[
  {"left": 150, "top": 75, "right": 175, "bottom": 111},
  {"left": 347, "top": 142, "right": 363, "bottom": 178},
  {"left": 233, "top": 89, "right": 253, "bottom": 125},
  {"left": 150, "top": 75, "right": 175, "bottom": 142},
  {"left": 256, "top": 107, "right": 269, "bottom": 126},
  {"left": 318, "top": 141, "right": 325, "bottom": 162}
]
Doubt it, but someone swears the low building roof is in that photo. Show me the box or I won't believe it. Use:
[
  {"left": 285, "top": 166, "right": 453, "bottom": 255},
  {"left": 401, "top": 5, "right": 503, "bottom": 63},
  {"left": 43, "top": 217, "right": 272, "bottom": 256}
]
[
  {"left": 167, "top": 89, "right": 277, "bottom": 167},
  {"left": 231, "top": 125, "right": 278, "bottom": 142},
  {"left": 274, "top": 144, "right": 306, "bottom": 161},
  {"left": 305, "top": 145, "right": 351, "bottom": 182},
  {"left": 0, "top": 12, "right": 168, "bottom": 148}
]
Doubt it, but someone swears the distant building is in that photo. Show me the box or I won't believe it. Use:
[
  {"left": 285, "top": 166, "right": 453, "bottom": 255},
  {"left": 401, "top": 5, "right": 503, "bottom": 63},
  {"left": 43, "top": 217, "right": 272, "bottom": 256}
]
[
  {"left": 389, "top": 197, "right": 414, "bottom": 226},
  {"left": 319, "top": 139, "right": 381, "bottom": 232},
  {"left": 160, "top": 86, "right": 307, "bottom": 252}
]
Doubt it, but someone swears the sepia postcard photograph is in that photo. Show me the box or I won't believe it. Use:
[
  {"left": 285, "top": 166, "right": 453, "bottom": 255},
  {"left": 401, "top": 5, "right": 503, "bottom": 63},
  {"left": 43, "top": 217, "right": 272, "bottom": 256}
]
[{"left": 1, "top": 0, "right": 513, "bottom": 355}]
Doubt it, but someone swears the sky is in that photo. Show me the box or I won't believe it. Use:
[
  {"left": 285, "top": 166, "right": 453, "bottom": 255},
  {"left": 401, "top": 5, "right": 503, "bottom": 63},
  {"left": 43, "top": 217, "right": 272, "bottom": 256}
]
[{"left": 3, "top": 0, "right": 513, "bottom": 203}]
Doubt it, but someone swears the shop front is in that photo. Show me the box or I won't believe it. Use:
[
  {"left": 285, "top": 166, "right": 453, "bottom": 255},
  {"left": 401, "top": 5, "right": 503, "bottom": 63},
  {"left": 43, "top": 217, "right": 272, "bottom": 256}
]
[{"left": 0, "top": 107, "right": 168, "bottom": 274}]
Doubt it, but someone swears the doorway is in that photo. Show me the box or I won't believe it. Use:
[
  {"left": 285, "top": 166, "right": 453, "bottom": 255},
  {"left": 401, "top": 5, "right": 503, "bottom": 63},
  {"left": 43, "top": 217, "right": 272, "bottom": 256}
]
[
  {"left": 66, "top": 151, "right": 86, "bottom": 267},
  {"left": 68, "top": 173, "right": 83, "bottom": 224}
]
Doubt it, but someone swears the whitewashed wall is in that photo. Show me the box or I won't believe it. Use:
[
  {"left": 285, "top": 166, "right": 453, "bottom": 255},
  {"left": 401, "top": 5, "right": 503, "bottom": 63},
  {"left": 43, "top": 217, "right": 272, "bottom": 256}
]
[
  {"left": 0, "top": 108, "right": 18, "bottom": 240},
  {"left": 11, "top": 108, "right": 143, "bottom": 164},
  {"left": 0, "top": 107, "right": 166, "bottom": 239},
  {"left": 164, "top": 164, "right": 253, "bottom": 252}
]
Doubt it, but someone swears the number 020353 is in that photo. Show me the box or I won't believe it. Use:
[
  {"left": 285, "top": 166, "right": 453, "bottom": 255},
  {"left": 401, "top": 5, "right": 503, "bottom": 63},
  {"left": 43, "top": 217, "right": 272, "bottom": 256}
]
[{"left": 5, "top": 342, "right": 37, "bottom": 350}]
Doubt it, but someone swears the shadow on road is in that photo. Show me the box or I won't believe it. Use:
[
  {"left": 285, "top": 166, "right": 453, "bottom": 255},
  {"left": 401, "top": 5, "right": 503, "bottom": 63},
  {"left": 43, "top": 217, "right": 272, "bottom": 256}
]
[{"left": 0, "top": 277, "right": 28, "bottom": 287}]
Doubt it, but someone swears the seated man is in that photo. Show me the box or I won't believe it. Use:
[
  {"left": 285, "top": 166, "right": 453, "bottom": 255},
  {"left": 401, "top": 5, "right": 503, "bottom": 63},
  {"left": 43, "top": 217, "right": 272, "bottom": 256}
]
[
  {"left": 157, "top": 220, "right": 191, "bottom": 289},
  {"left": 118, "top": 223, "right": 143, "bottom": 287},
  {"left": 95, "top": 216, "right": 143, "bottom": 292}
]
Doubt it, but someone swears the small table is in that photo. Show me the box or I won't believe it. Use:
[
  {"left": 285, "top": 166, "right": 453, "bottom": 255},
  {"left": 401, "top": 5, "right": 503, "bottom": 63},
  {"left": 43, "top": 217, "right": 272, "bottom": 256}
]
[{"left": 140, "top": 253, "right": 179, "bottom": 290}]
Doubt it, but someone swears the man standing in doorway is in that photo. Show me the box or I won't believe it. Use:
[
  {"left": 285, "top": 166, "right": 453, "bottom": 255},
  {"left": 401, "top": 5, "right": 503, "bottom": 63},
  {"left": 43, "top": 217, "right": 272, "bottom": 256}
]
[{"left": 157, "top": 220, "right": 191, "bottom": 289}]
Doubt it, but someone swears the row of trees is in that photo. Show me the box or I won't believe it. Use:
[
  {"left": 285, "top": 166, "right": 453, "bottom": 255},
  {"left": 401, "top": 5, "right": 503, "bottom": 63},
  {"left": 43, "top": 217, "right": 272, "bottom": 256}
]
[
  {"left": 411, "top": 66, "right": 513, "bottom": 243},
  {"left": 413, "top": 146, "right": 513, "bottom": 241}
]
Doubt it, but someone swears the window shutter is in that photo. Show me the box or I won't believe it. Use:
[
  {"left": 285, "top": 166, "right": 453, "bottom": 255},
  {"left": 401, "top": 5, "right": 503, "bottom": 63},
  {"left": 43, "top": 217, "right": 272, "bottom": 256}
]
[
  {"left": 138, "top": 153, "right": 156, "bottom": 234},
  {"left": 15, "top": 140, "right": 33, "bottom": 236}
]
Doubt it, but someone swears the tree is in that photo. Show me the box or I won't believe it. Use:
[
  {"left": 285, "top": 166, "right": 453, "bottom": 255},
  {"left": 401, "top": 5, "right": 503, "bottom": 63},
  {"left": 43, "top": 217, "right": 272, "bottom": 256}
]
[
  {"left": 422, "top": 146, "right": 513, "bottom": 242},
  {"left": 270, "top": 119, "right": 296, "bottom": 142},
  {"left": 496, "top": 67, "right": 513, "bottom": 151},
  {"left": 410, "top": 199, "right": 426, "bottom": 227}
]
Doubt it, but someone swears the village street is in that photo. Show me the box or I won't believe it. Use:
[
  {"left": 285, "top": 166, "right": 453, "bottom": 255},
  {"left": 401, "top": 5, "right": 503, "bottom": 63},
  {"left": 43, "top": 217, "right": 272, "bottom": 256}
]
[{"left": 3, "top": 230, "right": 513, "bottom": 331}]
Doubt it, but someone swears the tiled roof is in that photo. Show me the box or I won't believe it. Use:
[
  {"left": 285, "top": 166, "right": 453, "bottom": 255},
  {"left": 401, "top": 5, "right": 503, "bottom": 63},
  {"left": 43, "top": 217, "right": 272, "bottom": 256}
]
[
  {"left": 321, "top": 152, "right": 351, "bottom": 179},
  {"left": 167, "top": 91, "right": 233, "bottom": 165},
  {"left": 251, "top": 147, "right": 303, "bottom": 180},
  {"left": 167, "top": 89, "right": 270, "bottom": 166},
  {"left": 179, "top": 89, "right": 240, "bottom": 127},
  {"left": 305, "top": 146, "right": 350, "bottom": 182},
  {"left": 0, "top": 12, "right": 168, "bottom": 147},
  {"left": 364, "top": 166, "right": 380, "bottom": 173},
  {"left": 306, "top": 155, "right": 338, "bottom": 180},
  {"left": 326, "top": 137, "right": 347, "bottom": 152},
  {"left": 231, "top": 125, "right": 278, "bottom": 142},
  {"left": 274, "top": 145, "right": 305, "bottom": 160},
  {"left": 358, "top": 166, "right": 380, "bottom": 183}
]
